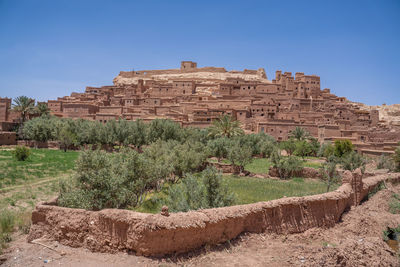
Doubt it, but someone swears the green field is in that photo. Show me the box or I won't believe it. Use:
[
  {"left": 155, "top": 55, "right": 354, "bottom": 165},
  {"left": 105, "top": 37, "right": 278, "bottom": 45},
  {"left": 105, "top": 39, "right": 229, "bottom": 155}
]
[
  {"left": 135, "top": 174, "right": 334, "bottom": 214},
  {"left": 0, "top": 148, "right": 79, "bottom": 254},
  {"left": 208, "top": 157, "right": 323, "bottom": 175},
  {"left": 0, "top": 148, "right": 79, "bottom": 188},
  {"left": 223, "top": 175, "right": 332, "bottom": 205}
]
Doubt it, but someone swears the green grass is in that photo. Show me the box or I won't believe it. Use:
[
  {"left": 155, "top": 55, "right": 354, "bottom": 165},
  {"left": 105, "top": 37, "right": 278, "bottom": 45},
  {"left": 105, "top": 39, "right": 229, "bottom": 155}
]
[
  {"left": 222, "top": 175, "right": 333, "bottom": 205},
  {"left": 209, "top": 157, "right": 323, "bottom": 175},
  {"left": 244, "top": 158, "right": 271, "bottom": 174},
  {"left": 135, "top": 174, "right": 335, "bottom": 214},
  {"left": 0, "top": 148, "right": 79, "bottom": 254},
  {"left": 0, "top": 148, "right": 79, "bottom": 188},
  {"left": 302, "top": 161, "right": 323, "bottom": 169}
]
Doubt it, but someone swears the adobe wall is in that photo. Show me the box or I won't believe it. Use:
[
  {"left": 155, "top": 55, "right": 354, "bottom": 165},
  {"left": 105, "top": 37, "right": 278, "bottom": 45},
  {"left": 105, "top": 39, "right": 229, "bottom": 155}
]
[
  {"left": 28, "top": 171, "right": 400, "bottom": 256},
  {"left": 0, "top": 131, "right": 16, "bottom": 145}
]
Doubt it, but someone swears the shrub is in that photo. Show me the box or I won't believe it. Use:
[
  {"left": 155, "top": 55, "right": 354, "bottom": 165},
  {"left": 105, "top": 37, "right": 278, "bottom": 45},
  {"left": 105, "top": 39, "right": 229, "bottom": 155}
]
[
  {"left": 393, "top": 147, "right": 400, "bottom": 172},
  {"left": 389, "top": 194, "right": 400, "bottom": 214},
  {"left": 0, "top": 210, "right": 15, "bottom": 234},
  {"left": 166, "top": 167, "right": 235, "bottom": 212},
  {"left": 58, "top": 148, "right": 156, "bottom": 210},
  {"left": 13, "top": 146, "right": 31, "bottom": 161},
  {"left": 227, "top": 140, "right": 253, "bottom": 173},
  {"left": 270, "top": 149, "right": 302, "bottom": 179},
  {"left": 294, "top": 140, "right": 312, "bottom": 159},
  {"left": 320, "top": 160, "right": 340, "bottom": 192},
  {"left": 377, "top": 154, "right": 395, "bottom": 170},
  {"left": 318, "top": 142, "right": 335, "bottom": 158},
  {"left": 334, "top": 139, "right": 354, "bottom": 157},
  {"left": 341, "top": 151, "right": 367, "bottom": 172},
  {"left": 260, "top": 140, "right": 276, "bottom": 158},
  {"left": 279, "top": 138, "right": 297, "bottom": 156},
  {"left": 207, "top": 137, "right": 230, "bottom": 162}
]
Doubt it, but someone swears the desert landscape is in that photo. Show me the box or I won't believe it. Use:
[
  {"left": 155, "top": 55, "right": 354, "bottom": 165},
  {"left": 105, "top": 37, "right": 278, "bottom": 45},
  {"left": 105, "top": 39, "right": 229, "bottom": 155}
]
[{"left": 1, "top": 1, "right": 400, "bottom": 266}]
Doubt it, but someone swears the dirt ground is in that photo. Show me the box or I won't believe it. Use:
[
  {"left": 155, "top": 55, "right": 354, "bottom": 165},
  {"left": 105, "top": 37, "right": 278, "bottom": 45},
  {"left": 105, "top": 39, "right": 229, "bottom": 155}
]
[{"left": 2, "top": 183, "right": 400, "bottom": 267}]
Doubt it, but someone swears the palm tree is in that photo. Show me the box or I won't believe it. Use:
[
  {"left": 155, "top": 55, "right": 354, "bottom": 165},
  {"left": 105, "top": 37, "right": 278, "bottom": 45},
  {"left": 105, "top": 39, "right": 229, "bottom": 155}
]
[
  {"left": 35, "top": 102, "right": 50, "bottom": 116},
  {"left": 288, "top": 126, "right": 310, "bottom": 141},
  {"left": 208, "top": 115, "right": 244, "bottom": 138},
  {"left": 12, "top": 96, "right": 35, "bottom": 122}
]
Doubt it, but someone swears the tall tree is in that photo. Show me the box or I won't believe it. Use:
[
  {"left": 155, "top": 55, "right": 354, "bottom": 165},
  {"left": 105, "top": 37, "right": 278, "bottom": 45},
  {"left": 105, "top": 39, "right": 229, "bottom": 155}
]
[
  {"left": 12, "top": 96, "right": 35, "bottom": 122},
  {"left": 288, "top": 126, "right": 311, "bottom": 141},
  {"left": 35, "top": 102, "right": 50, "bottom": 116},
  {"left": 208, "top": 115, "right": 244, "bottom": 138}
]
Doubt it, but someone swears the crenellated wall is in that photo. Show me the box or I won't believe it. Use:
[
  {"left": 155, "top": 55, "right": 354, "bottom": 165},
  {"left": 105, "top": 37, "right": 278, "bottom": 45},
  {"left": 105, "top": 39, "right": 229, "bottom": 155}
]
[{"left": 28, "top": 171, "right": 400, "bottom": 256}]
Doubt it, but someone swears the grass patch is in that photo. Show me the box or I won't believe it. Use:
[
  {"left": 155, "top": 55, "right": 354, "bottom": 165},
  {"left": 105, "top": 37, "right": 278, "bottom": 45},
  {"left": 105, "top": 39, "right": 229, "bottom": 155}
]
[
  {"left": 0, "top": 149, "right": 79, "bottom": 188},
  {"left": 222, "top": 175, "right": 333, "bottom": 204},
  {"left": 244, "top": 158, "right": 271, "bottom": 174},
  {"left": 210, "top": 157, "right": 323, "bottom": 175},
  {"left": 135, "top": 174, "right": 334, "bottom": 213},
  {"left": 302, "top": 161, "right": 323, "bottom": 169}
]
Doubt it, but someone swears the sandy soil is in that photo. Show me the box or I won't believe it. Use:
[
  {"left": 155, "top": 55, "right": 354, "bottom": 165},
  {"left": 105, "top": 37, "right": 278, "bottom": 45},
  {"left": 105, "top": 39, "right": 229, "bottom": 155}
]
[{"left": 2, "top": 183, "right": 400, "bottom": 267}]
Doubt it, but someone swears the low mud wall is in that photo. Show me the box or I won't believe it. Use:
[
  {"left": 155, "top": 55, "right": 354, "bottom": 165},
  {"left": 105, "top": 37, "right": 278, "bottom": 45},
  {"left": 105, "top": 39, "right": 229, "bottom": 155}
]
[
  {"left": 269, "top": 166, "right": 322, "bottom": 179},
  {"left": 28, "top": 172, "right": 400, "bottom": 256}
]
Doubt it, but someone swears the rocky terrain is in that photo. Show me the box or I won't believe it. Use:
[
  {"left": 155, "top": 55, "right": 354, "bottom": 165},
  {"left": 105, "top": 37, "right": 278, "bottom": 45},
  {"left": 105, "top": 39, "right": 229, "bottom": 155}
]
[{"left": 360, "top": 103, "right": 400, "bottom": 126}]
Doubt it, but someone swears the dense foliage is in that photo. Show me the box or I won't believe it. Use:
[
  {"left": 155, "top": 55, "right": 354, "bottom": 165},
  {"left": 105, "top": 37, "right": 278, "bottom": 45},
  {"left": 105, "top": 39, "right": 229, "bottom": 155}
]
[
  {"left": 166, "top": 167, "right": 235, "bottom": 212},
  {"left": 12, "top": 146, "right": 31, "bottom": 161}
]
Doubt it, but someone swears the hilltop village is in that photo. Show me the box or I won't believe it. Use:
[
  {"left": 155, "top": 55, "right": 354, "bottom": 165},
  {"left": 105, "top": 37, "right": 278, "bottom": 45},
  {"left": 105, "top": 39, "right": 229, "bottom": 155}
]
[{"left": 0, "top": 61, "right": 399, "bottom": 155}]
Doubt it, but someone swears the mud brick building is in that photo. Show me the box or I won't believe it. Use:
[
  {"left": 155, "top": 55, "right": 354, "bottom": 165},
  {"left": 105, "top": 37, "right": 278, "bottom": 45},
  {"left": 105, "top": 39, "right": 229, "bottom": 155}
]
[{"left": 1, "top": 61, "right": 399, "bottom": 154}]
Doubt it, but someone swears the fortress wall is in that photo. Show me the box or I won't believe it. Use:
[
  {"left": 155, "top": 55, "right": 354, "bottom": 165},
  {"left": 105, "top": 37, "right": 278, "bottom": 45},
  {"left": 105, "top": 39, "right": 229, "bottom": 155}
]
[{"left": 28, "top": 172, "right": 400, "bottom": 256}]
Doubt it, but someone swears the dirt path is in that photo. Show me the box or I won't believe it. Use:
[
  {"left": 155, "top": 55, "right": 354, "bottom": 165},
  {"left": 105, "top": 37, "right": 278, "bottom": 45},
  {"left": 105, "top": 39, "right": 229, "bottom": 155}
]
[
  {"left": 0, "top": 176, "right": 63, "bottom": 195},
  {"left": 2, "top": 183, "right": 400, "bottom": 266}
]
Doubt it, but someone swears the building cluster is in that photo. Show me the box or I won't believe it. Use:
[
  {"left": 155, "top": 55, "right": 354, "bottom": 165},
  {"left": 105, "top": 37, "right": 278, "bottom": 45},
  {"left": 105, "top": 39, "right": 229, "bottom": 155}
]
[{"left": 1, "top": 61, "right": 399, "bottom": 155}]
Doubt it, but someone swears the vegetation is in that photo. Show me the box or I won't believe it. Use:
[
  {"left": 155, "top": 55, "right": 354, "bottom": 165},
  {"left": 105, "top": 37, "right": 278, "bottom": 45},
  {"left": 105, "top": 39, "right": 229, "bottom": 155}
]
[
  {"left": 289, "top": 126, "right": 310, "bottom": 141},
  {"left": 270, "top": 149, "right": 303, "bottom": 179},
  {"left": 12, "top": 96, "right": 35, "bottom": 123},
  {"left": 226, "top": 140, "right": 253, "bottom": 173},
  {"left": 208, "top": 115, "right": 244, "bottom": 138},
  {"left": 0, "top": 148, "right": 79, "bottom": 188},
  {"left": 12, "top": 146, "right": 31, "bottom": 161},
  {"left": 389, "top": 193, "right": 400, "bottom": 214},
  {"left": 341, "top": 151, "right": 367, "bottom": 172},
  {"left": 333, "top": 139, "right": 354, "bottom": 157},
  {"left": 320, "top": 160, "right": 340, "bottom": 192},
  {"left": 377, "top": 154, "right": 395, "bottom": 170},
  {"left": 223, "top": 175, "right": 334, "bottom": 205},
  {"left": 166, "top": 167, "right": 235, "bottom": 212},
  {"left": 59, "top": 149, "right": 159, "bottom": 210},
  {"left": 393, "top": 147, "right": 400, "bottom": 172}
]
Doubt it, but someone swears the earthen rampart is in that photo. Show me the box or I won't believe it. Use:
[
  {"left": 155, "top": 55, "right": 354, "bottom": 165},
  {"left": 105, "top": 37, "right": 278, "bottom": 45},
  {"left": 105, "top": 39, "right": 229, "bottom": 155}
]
[{"left": 28, "top": 171, "right": 400, "bottom": 256}]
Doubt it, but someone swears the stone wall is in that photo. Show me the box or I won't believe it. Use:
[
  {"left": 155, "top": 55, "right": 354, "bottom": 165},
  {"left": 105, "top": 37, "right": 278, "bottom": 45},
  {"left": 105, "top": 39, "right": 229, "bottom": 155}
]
[{"left": 28, "top": 172, "right": 400, "bottom": 256}]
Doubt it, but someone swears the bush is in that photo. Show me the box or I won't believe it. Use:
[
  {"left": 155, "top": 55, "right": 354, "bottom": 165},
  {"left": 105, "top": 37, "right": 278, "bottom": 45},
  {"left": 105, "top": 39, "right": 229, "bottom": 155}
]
[
  {"left": 334, "top": 139, "right": 354, "bottom": 158},
  {"left": 280, "top": 138, "right": 297, "bottom": 156},
  {"left": 270, "top": 149, "right": 302, "bottom": 179},
  {"left": 227, "top": 140, "right": 253, "bottom": 173},
  {"left": 377, "top": 154, "right": 395, "bottom": 170},
  {"left": 319, "top": 160, "right": 340, "bottom": 192},
  {"left": 58, "top": 148, "right": 156, "bottom": 210},
  {"left": 393, "top": 147, "right": 400, "bottom": 172},
  {"left": 341, "top": 151, "right": 367, "bottom": 172},
  {"left": 13, "top": 146, "right": 31, "bottom": 161},
  {"left": 294, "top": 140, "right": 312, "bottom": 159},
  {"left": 207, "top": 137, "right": 230, "bottom": 162},
  {"left": 318, "top": 142, "right": 335, "bottom": 158},
  {"left": 166, "top": 167, "right": 235, "bottom": 212}
]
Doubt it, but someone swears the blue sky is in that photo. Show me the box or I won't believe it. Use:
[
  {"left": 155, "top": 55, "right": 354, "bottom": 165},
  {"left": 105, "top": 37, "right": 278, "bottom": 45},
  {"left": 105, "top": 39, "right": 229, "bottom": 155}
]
[{"left": 0, "top": 0, "right": 399, "bottom": 105}]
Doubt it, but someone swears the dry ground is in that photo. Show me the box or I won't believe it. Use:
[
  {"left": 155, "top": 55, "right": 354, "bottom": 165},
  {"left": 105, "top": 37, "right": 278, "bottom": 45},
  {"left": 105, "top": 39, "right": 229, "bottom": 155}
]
[{"left": 1, "top": 182, "right": 400, "bottom": 266}]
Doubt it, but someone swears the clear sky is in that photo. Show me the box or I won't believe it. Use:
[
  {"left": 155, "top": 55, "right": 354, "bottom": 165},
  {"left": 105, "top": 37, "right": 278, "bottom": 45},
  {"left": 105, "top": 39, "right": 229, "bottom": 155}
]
[{"left": 0, "top": 0, "right": 399, "bottom": 105}]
